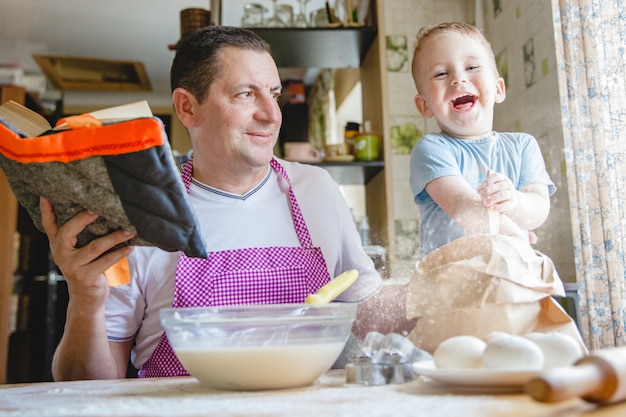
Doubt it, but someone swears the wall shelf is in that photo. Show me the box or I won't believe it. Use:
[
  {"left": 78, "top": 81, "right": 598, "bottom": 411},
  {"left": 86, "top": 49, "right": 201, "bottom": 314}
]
[
  {"left": 316, "top": 160, "right": 384, "bottom": 185},
  {"left": 251, "top": 27, "right": 378, "bottom": 68},
  {"left": 169, "top": 26, "right": 377, "bottom": 70}
]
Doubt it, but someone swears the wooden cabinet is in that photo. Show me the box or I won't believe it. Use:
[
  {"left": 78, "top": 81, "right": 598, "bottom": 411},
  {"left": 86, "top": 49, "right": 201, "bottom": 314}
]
[
  {"left": 358, "top": 1, "right": 394, "bottom": 268},
  {"left": 0, "top": 85, "right": 24, "bottom": 384},
  {"left": 0, "top": 87, "right": 65, "bottom": 384},
  {"left": 252, "top": 1, "right": 395, "bottom": 272}
]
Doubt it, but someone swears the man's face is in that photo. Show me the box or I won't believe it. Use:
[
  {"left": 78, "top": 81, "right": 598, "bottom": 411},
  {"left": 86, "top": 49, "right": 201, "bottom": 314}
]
[
  {"left": 192, "top": 47, "right": 283, "bottom": 169},
  {"left": 413, "top": 32, "right": 505, "bottom": 139}
]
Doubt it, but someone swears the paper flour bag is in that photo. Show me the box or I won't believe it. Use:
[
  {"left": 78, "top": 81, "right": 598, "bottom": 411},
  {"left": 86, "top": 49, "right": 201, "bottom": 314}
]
[{"left": 406, "top": 234, "right": 586, "bottom": 354}]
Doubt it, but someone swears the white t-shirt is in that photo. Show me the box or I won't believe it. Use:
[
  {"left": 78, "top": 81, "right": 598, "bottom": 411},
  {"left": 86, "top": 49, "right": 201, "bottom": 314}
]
[{"left": 106, "top": 159, "right": 382, "bottom": 368}]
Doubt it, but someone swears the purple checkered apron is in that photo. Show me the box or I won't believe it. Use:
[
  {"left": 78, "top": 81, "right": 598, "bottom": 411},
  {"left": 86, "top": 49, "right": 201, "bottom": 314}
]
[{"left": 138, "top": 157, "right": 331, "bottom": 377}]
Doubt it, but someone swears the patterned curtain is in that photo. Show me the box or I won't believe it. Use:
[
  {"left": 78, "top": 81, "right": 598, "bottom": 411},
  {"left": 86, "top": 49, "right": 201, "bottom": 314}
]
[{"left": 551, "top": 0, "right": 626, "bottom": 348}]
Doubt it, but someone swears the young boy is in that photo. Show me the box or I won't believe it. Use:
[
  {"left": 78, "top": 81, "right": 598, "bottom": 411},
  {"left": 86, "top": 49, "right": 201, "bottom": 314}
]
[{"left": 409, "top": 22, "right": 555, "bottom": 256}]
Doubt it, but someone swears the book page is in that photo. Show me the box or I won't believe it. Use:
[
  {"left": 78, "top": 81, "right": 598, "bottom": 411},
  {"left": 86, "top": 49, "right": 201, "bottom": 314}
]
[
  {"left": 54, "top": 100, "right": 154, "bottom": 131},
  {"left": 0, "top": 100, "right": 52, "bottom": 137},
  {"left": 87, "top": 100, "right": 153, "bottom": 122},
  {"left": 0, "top": 100, "right": 154, "bottom": 137}
]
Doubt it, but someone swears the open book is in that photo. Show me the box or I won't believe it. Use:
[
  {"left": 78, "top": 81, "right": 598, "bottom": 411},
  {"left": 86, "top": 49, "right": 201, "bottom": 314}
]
[
  {"left": 0, "top": 100, "right": 153, "bottom": 138},
  {"left": 0, "top": 99, "right": 207, "bottom": 262}
]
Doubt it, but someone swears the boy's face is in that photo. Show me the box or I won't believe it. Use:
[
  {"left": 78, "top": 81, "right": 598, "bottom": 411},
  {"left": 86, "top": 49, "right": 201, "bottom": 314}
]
[{"left": 413, "top": 32, "right": 505, "bottom": 139}]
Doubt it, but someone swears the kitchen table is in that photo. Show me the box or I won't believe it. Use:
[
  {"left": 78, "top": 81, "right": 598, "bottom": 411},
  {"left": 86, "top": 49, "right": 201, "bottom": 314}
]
[{"left": 1, "top": 370, "right": 625, "bottom": 417}]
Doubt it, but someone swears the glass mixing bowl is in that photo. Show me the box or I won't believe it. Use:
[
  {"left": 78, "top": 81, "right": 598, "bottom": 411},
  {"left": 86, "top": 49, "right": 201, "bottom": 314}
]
[{"left": 160, "top": 302, "right": 357, "bottom": 390}]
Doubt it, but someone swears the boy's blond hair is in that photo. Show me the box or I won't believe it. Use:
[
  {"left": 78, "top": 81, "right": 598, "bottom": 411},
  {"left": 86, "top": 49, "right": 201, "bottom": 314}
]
[{"left": 411, "top": 22, "right": 498, "bottom": 91}]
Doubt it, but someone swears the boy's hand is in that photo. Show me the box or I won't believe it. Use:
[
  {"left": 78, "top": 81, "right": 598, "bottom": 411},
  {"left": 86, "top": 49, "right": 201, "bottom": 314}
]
[
  {"left": 478, "top": 171, "right": 518, "bottom": 214},
  {"left": 478, "top": 172, "right": 550, "bottom": 231}
]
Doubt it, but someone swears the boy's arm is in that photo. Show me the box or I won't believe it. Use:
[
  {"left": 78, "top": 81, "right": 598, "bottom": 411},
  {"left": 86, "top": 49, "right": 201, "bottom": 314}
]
[
  {"left": 425, "top": 175, "right": 529, "bottom": 241},
  {"left": 502, "top": 183, "right": 550, "bottom": 229}
]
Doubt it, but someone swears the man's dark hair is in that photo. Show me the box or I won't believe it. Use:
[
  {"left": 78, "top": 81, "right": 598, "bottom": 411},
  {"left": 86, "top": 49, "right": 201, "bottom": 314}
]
[{"left": 171, "top": 26, "right": 271, "bottom": 103}]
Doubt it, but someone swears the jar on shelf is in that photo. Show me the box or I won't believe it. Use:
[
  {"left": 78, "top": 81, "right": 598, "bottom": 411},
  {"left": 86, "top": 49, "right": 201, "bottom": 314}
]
[
  {"left": 344, "top": 121, "right": 360, "bottom": 156},
  {"left": 241, "top": 3, "right": 266, "bottom": 27},
  {"left": 355, "top": 120, "right": 379, "bottom": 161}
]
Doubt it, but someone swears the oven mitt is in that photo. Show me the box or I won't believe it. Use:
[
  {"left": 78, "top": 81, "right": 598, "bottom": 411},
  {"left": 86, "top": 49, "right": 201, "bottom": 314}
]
[{"left": 0, "top": 111, "right": 207, "bottom": 259}]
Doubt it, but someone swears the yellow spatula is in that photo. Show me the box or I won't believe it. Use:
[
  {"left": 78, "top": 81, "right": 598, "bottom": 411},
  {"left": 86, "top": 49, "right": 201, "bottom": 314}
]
[{"left": 304, "top": 269, "right": 359, "bottom": 304}]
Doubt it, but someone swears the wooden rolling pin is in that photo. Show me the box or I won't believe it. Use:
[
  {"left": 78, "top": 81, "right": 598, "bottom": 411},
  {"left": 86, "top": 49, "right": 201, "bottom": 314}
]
[{"left": 524, "top": 346, "right": 626, "bottom": 404}]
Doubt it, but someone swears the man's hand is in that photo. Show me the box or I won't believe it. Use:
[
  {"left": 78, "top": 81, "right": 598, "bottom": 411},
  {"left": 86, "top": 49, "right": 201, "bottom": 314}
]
[
  {"left": 41, "top": 197, "right": 137, "bottom": 381},
  {"left": 40, "top": 197, "right": 135, "bottom": 307}
]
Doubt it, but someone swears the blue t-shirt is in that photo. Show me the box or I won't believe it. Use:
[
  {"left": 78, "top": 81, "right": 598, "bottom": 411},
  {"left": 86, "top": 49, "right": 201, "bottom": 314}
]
[{"left": 409, "top": 131, "right": 556, "bottom": 257}]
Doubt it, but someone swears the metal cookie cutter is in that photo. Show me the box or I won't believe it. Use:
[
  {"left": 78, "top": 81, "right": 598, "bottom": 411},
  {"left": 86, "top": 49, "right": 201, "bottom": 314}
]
[
  {"left": 345, "top": 356, "right": 415, "bottom": 385},
  {"left": 346, "top": 332, "right": 433, "bottom": 385}
]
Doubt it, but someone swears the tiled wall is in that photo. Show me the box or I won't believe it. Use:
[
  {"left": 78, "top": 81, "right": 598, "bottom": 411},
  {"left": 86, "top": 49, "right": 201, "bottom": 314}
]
[
  {"left": 383, "top": 0, "right": 575, "bottom": 281},
  {"left": 482, "top": 0, "right": 574, "bottom": 281}
]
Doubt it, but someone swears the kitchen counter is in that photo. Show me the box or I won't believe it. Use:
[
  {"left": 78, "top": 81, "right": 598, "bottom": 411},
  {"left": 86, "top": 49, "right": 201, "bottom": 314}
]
[{"left": 1, "top": 370, "right": 625, "bottom": 417}]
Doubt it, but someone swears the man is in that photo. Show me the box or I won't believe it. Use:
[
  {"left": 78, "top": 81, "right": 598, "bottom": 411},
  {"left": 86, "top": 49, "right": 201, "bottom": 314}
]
[{"left": 44, "top": 26, "right": 382, "bottom": 380}]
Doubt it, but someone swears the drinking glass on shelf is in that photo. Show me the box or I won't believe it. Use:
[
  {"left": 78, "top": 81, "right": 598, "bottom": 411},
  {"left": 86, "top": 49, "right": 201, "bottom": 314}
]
[
  {"left": 276, "top": 4, "right": 293, "bottom": 27},
  {"left": 293, "top": 0, "right": 311, "bottom": 28},
  {"left": 265, "top": 0, "right": 285, "bottom": 27},
  {"left": 241, "top": 3, "right": 266, "bottom": 27}
]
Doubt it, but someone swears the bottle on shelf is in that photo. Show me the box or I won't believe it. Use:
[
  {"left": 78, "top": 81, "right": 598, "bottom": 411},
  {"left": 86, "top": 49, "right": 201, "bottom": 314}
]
[
  {"left": 359, "top": 215, "right": 370, "bottom": 247},
  {"left": 344, "top": 121, "right": 360, "bottom": 156}
]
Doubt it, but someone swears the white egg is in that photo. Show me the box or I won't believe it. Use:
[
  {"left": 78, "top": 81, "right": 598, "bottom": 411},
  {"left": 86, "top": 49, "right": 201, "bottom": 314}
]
[
  {"left": 433, "top": 335, "right": 487, "bottom": 369},
  {"left": 483, "top": 333, "right": 544, "bottom": 370},
  {"left": 525, "top": 332, "right": 585, "bottom": 368}
]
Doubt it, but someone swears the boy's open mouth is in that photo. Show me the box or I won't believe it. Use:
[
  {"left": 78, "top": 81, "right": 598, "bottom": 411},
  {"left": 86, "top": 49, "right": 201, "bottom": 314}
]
[{"left": 451, "top": 94, "right": 476, "bottom": 110}]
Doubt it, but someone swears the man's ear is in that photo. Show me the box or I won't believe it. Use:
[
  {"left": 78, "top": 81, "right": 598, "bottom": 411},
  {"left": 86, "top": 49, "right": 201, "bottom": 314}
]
[
  {"left": 414, "top": 94, "right": 433, "bottom": 118},
  {"left": 172, "top": 88, "right": 197, "bottom": 128},
  {"left": 495, "top": 77, "right": 506, "bottom": 104}
]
